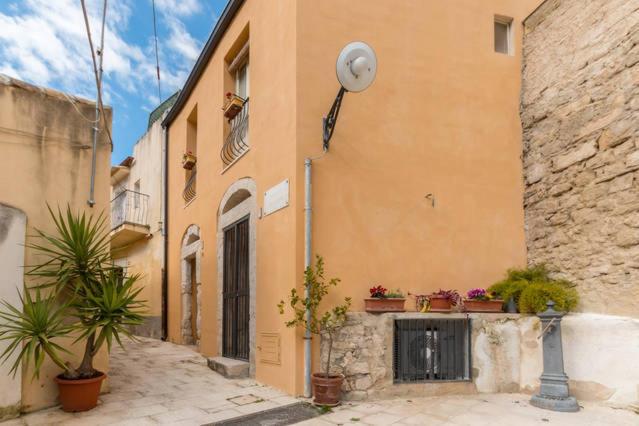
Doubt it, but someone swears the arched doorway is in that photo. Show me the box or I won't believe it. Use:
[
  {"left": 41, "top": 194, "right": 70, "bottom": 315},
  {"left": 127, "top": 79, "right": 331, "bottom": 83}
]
[
  {"left": 181, "top": 224, "right": 202, "bottom": 346},
  {"left": 217, "top": 178, "right": 257, "bottom": 376}
]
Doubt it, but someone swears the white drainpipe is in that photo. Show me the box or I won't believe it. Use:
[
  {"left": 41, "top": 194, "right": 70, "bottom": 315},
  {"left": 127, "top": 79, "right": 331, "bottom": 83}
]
[{"left": 303, "top": 158, "right": 312, "bottom": 398}]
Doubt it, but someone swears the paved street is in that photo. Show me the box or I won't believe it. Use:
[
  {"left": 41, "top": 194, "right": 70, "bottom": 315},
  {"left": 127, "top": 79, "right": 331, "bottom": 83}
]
[
  {"left": 298, "top": 394, "right": 638, "bottom": 426},
  {"left": 2, "top": 337, "right": 636, "bottom": 425},
  {"left": 3, "top": 337, "right": 298, "bottom": 425}
]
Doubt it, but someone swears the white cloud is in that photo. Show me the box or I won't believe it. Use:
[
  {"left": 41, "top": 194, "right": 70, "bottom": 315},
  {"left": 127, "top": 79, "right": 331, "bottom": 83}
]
[
  {"left": 164, "top": 15, "right": 201, "bottom": 62},
  {"left": 0, "top": 0, "right": 204, "bottom": 104},
  {"left": 154, "top": 0, "right": 202, "bottom": 17}
]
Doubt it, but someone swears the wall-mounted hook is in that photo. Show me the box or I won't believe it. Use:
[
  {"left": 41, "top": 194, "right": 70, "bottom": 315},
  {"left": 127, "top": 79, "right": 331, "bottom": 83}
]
[{"left": 424, "top": 193, "right": 435, "bottom": 208}]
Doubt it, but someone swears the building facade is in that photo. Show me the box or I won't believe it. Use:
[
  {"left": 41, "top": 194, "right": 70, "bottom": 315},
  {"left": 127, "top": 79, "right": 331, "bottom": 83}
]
[
  {"left": 163, "top": 0, "right": 541, "bottom": 396},
  {"left": 110, "top": 94, "right": 177, "bottom": 339},
  {"left": 520, "top": 0, "right": 639, "bottom": 407},
  {"left": 0, "top": 74, "right": 111, "bottom": 416}
]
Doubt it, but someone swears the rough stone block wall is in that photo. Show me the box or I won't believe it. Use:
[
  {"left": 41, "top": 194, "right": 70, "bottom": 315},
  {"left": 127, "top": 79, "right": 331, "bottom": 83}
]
[{"left": 521, "top": 0, "right": 639, "bottom": 316}]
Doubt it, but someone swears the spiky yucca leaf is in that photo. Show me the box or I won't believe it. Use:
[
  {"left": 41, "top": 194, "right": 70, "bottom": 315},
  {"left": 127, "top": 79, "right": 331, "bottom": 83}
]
[
  {"left": 25, "top": 205, "right": 111, "bottom": 290},
  {"left": 72, "top": 271, "right": 147, "bottom": 355},
  {"left": 0, "top": 287, "right": 72, "bottom": 379}
]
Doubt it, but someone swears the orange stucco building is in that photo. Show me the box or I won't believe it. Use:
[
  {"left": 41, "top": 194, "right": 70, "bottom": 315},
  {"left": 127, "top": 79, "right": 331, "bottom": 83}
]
[{"left": 163, "top": 0, "right": 542, "bottom": 396}]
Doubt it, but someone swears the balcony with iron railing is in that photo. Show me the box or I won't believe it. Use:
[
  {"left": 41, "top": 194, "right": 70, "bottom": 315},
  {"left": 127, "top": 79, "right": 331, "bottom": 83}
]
[
  {"left": 110, "top": 189, "right": 150, "bottom": 248},
  {"left": 221, "top": 98, "right": 249, "bottom": 168},
  {"left": 183, "top": 167, "right": 197, "bottom": 204}
]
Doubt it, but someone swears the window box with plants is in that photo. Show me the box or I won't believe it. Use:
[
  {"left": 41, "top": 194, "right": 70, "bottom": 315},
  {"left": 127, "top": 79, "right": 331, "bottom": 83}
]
[
  {"left": 278, "top": 256, "right": 351, "bottom": 406},
  {"left": 0, "top": 206, "right": 145, "bottom": 412},
  {"left": 182, "top": 151, "right": 197, "bottom": 170},
  {"left": 223, "top": 92, "right": 246, "bottom": 120},
  {"left": 463, "top": 288, "right": 503, "bottom": 312},
  {"left": 427, "top": 289, "right": 462, "bottom": 312},
  {"left": 364, "top": 285, "right": 406, "bottom": 313}
]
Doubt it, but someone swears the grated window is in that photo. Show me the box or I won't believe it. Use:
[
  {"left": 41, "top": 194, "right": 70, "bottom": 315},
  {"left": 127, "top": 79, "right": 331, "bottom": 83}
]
[{"left": 393, "top": 318, "right": 471, "bottom": 383}]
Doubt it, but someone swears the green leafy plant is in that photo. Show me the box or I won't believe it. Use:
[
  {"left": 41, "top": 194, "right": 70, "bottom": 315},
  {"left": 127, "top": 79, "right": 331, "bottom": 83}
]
[
  {"left": 0, "top": 205, "right": 146, "bottom": 380},
  {"left": 278, "top": 255, "right": 351, "bottom": 378},
  {"left": 385, "top": 289, "right": 405, "bottom": 298},
  {"left": 488, "top": 265, "right": 578, "bottom": 313}
]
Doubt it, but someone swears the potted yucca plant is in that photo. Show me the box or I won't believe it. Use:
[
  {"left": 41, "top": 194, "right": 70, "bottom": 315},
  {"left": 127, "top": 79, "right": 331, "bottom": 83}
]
[
  {"left": 278, "top": 256, "right": 351, "bottom": 406},
  {"left": 0, "top": 206, "right": 145, "bottom": 412}
]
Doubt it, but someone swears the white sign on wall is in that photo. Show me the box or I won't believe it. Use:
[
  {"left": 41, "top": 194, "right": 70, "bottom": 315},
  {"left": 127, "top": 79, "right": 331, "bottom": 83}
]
[{"left": 263, "top": 179, "right": 289, "bottom": 216}]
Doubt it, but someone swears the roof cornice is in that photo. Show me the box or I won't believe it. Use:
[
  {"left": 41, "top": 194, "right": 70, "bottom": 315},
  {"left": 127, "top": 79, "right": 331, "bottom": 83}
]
[{"left": 162, "top": 0, "right": 245, "bottom": 128}]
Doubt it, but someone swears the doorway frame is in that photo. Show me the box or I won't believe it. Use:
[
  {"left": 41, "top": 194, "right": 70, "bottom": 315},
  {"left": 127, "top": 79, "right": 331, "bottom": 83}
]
[
  {"left": 217, "top": 178, "right": 257, "bottom": 376},
  {"left": 180, "top": 224, "right": 202, "bottom": 346}
]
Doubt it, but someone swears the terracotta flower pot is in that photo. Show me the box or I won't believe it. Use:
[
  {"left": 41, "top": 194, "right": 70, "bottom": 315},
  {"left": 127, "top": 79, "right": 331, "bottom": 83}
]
[
  {"left": 364, "top": 298, "right": 406, "bottom": 313},
  {"left": 464, "top": 299, "right": 504, "bottom": 313},
  {"left": 182, "top": 154, "right": 196, "bottom": 170},
  {"left": 311, "top": 373, "right": 344, "bottom": 406},
  {"left": 55, "top": 372, "right": 106, "bottom": 412},
  {"left": 223, "top": 95, "right": 245, "bottom": 120},
  {"left": 429, "top": 295, "right": 453, "bottom": 312}
]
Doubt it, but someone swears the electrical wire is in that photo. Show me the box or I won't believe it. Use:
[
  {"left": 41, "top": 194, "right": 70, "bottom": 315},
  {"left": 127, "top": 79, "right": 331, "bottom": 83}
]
[
  {"left": 151, "top": 0, "right": 162, "bottom": 102},
  {"left": 62, "top": 92, "right": 100, "bottom": 123},
  {"left": 80, "top": 0, "right": 113, "bottom": 147}
]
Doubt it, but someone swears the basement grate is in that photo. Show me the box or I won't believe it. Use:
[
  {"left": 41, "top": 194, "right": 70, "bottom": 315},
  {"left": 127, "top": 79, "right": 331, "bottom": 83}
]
[{"left": 393, "top": 318, "right": 471, "bottom": 383}]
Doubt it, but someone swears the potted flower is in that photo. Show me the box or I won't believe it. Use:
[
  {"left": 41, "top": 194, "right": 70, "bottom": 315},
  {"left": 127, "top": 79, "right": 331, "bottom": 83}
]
[
  {"left": 0, "top": 206, "right": 145, "bottom": 412},
  {"left": 223, "top": 91, "right": 246, "bottom": 120},
  {"left": 278, "top": 256, "right": 351, "bottom": 406},
  {"left": 463, "top": 288, "right": 504, "bottom": 312},
  {"left": 182, "top": 150, "right": 196, "bottom": 170},
  {"left": 364, "top": 285, "right": 406, "bottom": 313},
  {"left": 428, "top": 289, "right": 462, "bottom": 312}
]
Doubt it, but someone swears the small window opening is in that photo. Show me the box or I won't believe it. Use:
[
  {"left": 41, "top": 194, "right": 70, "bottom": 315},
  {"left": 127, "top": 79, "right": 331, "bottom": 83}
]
[{"left": 494, "top": 15, "right": 513, "bottom": 55}]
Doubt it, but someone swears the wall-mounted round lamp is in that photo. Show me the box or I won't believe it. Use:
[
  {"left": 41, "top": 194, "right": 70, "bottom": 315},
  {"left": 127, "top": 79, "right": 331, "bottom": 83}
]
[{"left": 323, "top": 41, "right": 377, "bottom": 150}]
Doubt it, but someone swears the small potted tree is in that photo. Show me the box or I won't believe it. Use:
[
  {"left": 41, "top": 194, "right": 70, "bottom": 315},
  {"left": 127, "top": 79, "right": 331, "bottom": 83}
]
[
  {"left": 364, "top": 285, "right": 406, "bottom": 313},
  {"left": 428, "top": 289, "right": 462, "bottom": 312},
  {"left": 0, "top": 206, "right": 145, "bottom": 412},
  {"left": 463, "top": 288, "right": 503, "bottom": 312},
  {"left": 278, "top": 256, "right": 351, "bottom": 406}
]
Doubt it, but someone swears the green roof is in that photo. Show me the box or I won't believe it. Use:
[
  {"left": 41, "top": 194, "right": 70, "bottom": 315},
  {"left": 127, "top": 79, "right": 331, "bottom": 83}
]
[{"left": 148, "top": 91, "right": 180, "bottom": 129}]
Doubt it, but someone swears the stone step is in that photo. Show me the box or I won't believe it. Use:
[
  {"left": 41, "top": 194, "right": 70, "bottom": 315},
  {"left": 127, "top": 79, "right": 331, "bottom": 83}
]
[{"left": 207, "top": 356, "right": 249, "bottom": 379}]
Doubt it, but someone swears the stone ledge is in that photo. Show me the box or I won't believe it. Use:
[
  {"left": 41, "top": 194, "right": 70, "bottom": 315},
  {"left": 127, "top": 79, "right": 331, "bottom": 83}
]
[{"left": 207, "top": 356, "right": 249, "bottom": 379}]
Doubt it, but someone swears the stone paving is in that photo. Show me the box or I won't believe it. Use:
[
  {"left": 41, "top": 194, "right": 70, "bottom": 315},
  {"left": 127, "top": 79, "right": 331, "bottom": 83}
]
[
  {"left": 2, "top": 337, "right": 298, "bottom": 425},
  {"left": 297, "top": 394, "right": 638, "bottom": 426},
  {"left": 2, "top": 337, "right": 636, "bottom": 426}
]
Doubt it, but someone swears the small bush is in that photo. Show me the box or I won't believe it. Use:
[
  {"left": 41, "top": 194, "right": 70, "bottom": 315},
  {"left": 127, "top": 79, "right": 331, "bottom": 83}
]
[
  {"left": 519, "top": 281, "right": 578, "bottom": 313},
  {"left": 488, "top": 265, "right": 579, "bottom": 313}
]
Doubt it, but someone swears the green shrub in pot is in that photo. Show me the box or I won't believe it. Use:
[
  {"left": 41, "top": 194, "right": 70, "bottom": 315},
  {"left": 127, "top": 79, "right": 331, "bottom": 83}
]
[{"left": 488, "top": 265, "right": 578, "bottom": 313}]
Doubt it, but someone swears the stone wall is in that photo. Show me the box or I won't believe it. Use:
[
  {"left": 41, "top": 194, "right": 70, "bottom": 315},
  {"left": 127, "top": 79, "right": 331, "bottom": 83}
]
[
  {"left": 323, "top": 312, "right": 639, "bottom": 407},
  {"left": 320, "top": 312, "right": 542, "bottom": 401},
  {"left": 521, "top": 0, "right": 639, "bottom": 316}
]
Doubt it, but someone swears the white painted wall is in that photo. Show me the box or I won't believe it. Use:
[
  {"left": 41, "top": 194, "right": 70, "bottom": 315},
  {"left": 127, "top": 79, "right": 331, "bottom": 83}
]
[
  {"left": 0, "top": 204, "right": 26, "bottom": 417},
  {"left": 563, "top": 314, "right": 639, "bottom": 406}
]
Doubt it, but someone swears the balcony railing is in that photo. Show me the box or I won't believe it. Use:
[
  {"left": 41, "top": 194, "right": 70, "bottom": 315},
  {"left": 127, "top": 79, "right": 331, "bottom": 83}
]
[
  {"left": 111, "top": 189, "right": 149, "bottom": 230},
  {"left": 183, "top": 167, "right": 197, "bottom": 203},
  {"left": 221, "top": 98, "right": 249, "bottom": 167}
]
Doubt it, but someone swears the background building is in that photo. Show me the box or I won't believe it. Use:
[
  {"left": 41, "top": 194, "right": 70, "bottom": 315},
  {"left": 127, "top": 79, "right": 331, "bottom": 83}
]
[
  {"left": 0, "top": 74, "right": 111, "bottom": 416},
  {"left": 110, "top": 93, "right": 177, "bottom": 339}
]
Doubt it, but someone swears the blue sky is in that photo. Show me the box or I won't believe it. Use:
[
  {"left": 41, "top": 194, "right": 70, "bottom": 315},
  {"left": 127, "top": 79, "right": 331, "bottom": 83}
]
[{"left": 0, "top": 0, "right": 227, "bottom": 164}]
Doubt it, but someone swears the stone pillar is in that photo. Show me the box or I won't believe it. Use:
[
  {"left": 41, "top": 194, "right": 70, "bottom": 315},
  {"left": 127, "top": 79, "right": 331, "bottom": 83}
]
[{"left": 530, "top": 301, "right": 579, "bottom": 412}]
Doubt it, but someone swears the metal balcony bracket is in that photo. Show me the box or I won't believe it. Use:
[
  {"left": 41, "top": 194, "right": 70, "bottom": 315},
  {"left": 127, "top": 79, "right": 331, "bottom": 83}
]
[{"left": 322, "top": 86, "right": 347, "bottom": 151}]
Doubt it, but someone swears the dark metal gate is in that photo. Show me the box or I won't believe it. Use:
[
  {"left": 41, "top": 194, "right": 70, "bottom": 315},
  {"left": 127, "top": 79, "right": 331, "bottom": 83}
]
[
  {"left": 393, "top": 318, "right": 471, "bottom": 383},
  {"left": 223, "top": 217, "right": 250, "bottom": 360}
]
